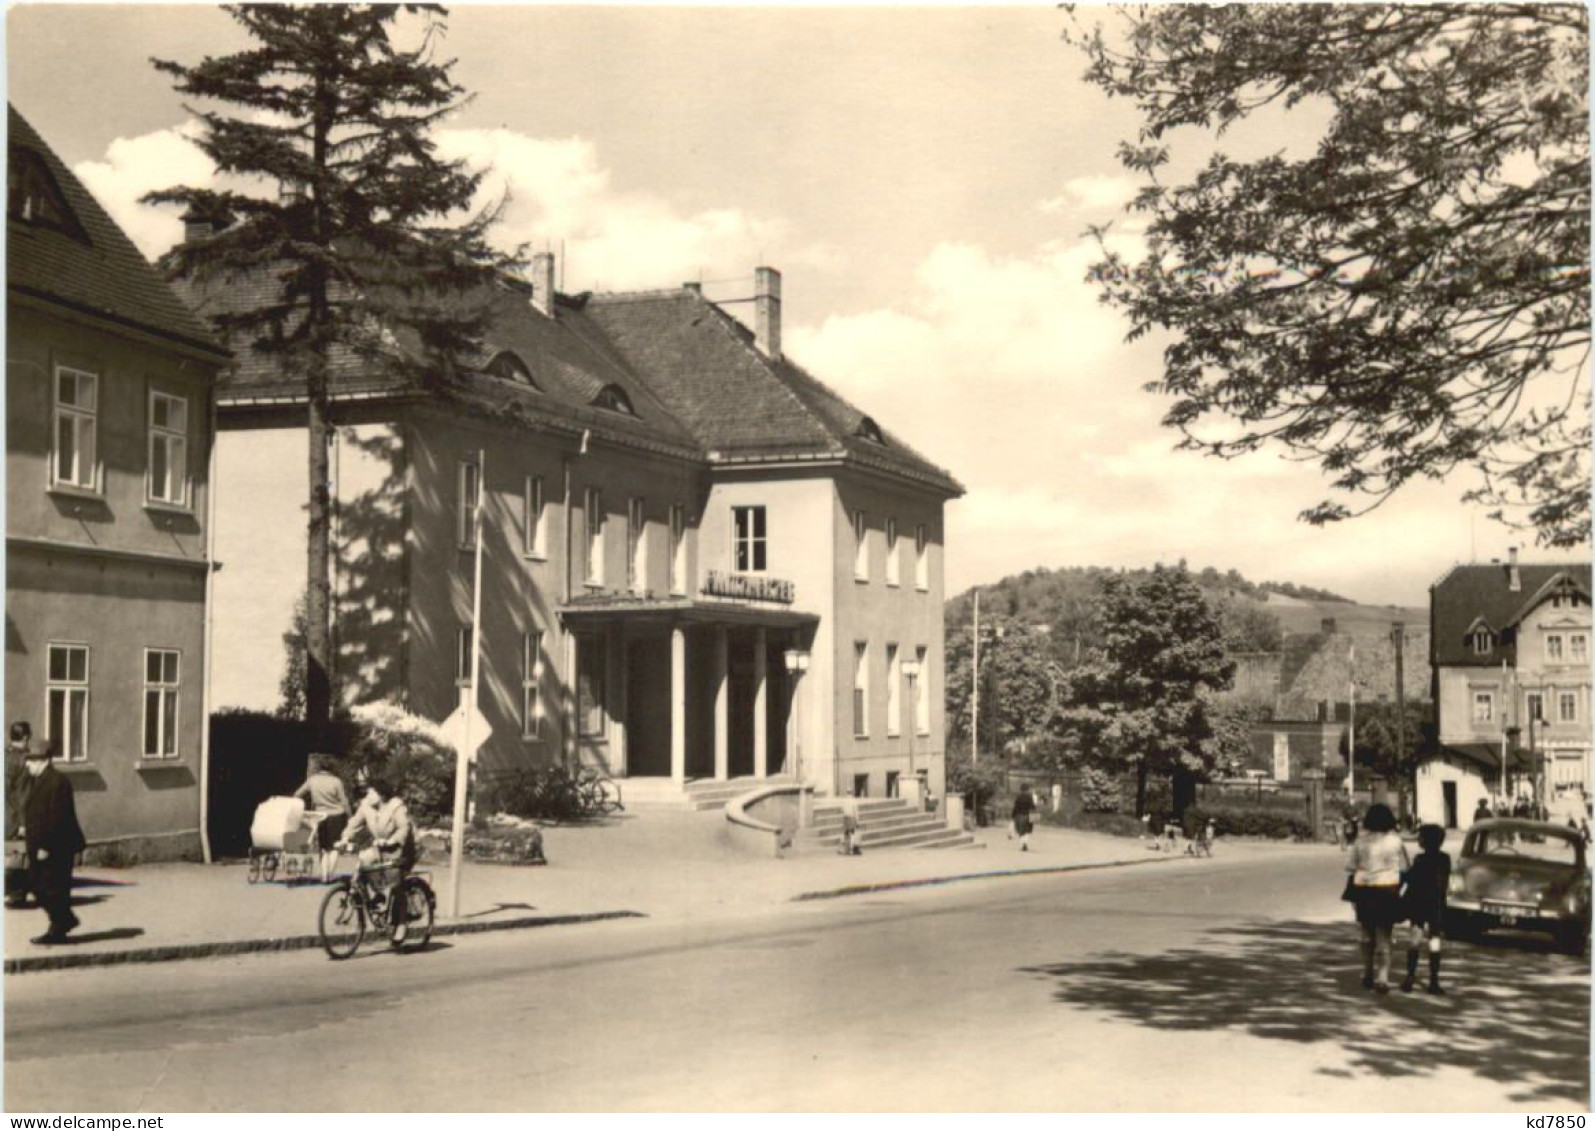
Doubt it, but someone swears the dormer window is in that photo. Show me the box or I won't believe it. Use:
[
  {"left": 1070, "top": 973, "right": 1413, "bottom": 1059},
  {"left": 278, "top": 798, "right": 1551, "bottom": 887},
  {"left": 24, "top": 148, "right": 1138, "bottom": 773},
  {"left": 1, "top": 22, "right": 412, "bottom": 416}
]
[
  {"left": 486, "top": 350, "right": 536, "bottom": 388},
  {"left": 593, "top": 384, "right": 635, "bottom": 416},
  {"left": 7, "top": 149, "right": 82, "bottom": 240},
  {"left": 856, "top": 416, "right": 885, "bottom": 444},
  {"left": 1470, "top": 628, "right": 1493, "bottom": 656}
]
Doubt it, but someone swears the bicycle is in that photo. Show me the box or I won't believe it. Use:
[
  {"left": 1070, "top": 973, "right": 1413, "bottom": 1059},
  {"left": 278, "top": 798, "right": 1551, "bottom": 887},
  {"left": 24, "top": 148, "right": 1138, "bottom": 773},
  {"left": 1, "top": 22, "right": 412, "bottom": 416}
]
[
  {"left": 317, "top": 856, "right": 435, "bottom": 960},
  {"left": 576, "top": 767, "right": 624, "bottom": 816}
]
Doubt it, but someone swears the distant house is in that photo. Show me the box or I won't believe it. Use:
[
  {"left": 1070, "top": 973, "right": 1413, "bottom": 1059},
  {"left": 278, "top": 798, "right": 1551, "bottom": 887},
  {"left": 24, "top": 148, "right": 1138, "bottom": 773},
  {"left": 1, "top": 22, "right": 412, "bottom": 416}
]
[
  {"left": 5, "top": 106, "right": 230, "bottom": 859},
  {"left": 1419, "top": 551, "right": 1591, "bottom": 828}
]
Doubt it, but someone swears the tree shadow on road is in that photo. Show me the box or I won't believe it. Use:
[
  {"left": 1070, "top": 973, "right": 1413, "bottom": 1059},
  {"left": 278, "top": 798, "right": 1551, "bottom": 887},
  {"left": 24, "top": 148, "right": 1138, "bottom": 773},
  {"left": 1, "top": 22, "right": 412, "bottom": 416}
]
[{"left": 1020, "top": 918, "right": 1589, "bottom": 1105}]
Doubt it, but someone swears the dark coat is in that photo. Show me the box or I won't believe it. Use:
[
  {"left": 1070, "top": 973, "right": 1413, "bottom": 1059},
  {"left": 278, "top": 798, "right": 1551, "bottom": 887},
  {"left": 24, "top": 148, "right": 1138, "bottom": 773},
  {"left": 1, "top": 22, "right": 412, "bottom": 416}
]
[
  {"left": 21, "top": 765, "right": 85, "bottom": 858},
  {"left": 1404, "top": 850, "right": 1451, "bottom": 928}
]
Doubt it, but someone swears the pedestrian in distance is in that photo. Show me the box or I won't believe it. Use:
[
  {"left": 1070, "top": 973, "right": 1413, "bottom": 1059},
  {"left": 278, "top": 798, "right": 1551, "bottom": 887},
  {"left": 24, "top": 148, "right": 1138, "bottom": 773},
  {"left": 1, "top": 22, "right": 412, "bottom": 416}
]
[
  {"left": 1346, "top": 802, "right": 1410, "bottom": 994},
  {"left": 838, "top": 791, "right": 861, "bottom": 856},
  {"left": 6, "top": 722, "right": 33, "bottom": 908},
  {"left": 1401, "top": 823, "right": 1451, "bottom": 995},
  {"left": 292, "top": 753, "right": 351, "bottom": 882},
  {"left": 1011, "top": 785, "right": 1037, "bottom": 852},
  {"left": 1472, "top": 797, "right": 1492, "bottom": 825},
  {"left": 19, "top": 737, "right": 86, "bottom": 945}
]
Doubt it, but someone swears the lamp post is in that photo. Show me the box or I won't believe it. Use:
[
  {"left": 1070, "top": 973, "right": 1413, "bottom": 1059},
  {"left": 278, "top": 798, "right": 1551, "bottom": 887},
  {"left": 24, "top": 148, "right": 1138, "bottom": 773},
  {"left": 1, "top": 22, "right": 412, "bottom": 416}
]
[{"left": 782, "top": 648, "right": 810, "bottom": 784}]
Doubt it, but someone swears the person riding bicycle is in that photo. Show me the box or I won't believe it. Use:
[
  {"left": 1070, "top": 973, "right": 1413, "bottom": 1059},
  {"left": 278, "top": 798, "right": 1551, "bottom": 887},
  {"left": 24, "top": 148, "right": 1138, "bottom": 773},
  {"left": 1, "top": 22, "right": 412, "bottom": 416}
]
[{"left": 336, "top": 775, "right": 416, "bottom": 943}]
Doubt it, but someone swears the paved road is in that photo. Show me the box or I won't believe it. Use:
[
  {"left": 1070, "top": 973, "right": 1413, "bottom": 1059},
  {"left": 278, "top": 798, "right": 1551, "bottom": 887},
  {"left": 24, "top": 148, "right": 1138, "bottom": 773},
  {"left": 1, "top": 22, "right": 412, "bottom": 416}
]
[{"left": 5, "top": 847, "right": 1588, "bottom": 1111}]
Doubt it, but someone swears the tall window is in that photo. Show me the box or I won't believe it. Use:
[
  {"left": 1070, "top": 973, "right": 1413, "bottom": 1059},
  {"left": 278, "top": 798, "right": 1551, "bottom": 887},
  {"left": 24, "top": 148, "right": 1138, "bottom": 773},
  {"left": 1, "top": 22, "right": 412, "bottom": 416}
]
[
  {"left": 523, "top": 475, "right": 546, "bottom": 558},
  {"left": 914, "top": 524, "right": 929, "bottom": 590},
  {"left": 853, "top": 510, "right": 868, "bottom": 581},
  {"left": 457, "top": 460, "right": 480, "bottom": 549},
  {"left": 733, "top": 505, "right": 767, "bottom": 572},
  {"left": 147, "top": 391, "right": 188, "bottom": 505},
  {"left": 853, "top": 642, "right": 869, "bottom": 737},
  {"left": 1573, "top": 634, "right": 1589, "bottom": 663},
  {"left": 1472, "top": 691, "right": 1494, "bottom": 724},
  {"left": 521, "top": 630, "right": 543, "bottom": 739},
  {"left": 46, "top": 644, "right": 89, "bottom": 762},
  {"left": 915, "top": 646, "right": 930, "bottom": 735},
  {"left": 1547, "top": 633, "right": 1565, "bottom": 662},
  {"left": 670, "top": 504, "right": 687, "bottom": 594},
  {"left": 628, "top": 497, "right": 647, "bottom": 591},
  {"left": 143, "top": 649, "right": 180, "bottom": 759},
  {"left": 53, "top": 366, "right": 98, "bottom": 490},
  {"left": 456, "top": 628, "right": 474, "bottom": 689},
  {"left": 885, "top": 518, "right": 900, "bottom": 586},
  {"left": 886, "top": 643, "right": 901, "bottom": 736},
  {"left": 1527, "top": 692, "right": 1545, "bottom": 723},
  {"left": 1559, "top": 692, "right": 1578, "bottom": 723},
  {"left": 584, "top": 487, "right": 604, "bottom": 584},
  {"left": 579, "top": 634, "right": 607, "bottom": 736}
]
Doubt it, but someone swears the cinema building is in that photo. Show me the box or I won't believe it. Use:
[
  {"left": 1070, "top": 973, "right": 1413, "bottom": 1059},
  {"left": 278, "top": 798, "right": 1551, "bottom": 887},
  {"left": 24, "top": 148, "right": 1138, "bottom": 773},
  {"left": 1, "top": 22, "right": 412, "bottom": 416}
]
[{"left": 192, "top": 255, "right": 962, "bottom": 803}]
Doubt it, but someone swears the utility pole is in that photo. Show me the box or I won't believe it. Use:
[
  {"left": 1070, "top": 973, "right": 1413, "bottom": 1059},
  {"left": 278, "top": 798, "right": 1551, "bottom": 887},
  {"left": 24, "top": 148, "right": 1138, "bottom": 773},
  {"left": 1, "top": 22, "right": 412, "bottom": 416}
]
[
  {"left": 1347, "top": 640, "right": 1357, "bottom": 799},
  {"left": 448, "top": 449, "right": 486, "bottom": 921},
  {"left": 1392, "top": 622, "right": 1405, "bottom": 819},
  {"left": 971, "top": 589, "right": 980, "bottom": 765}
]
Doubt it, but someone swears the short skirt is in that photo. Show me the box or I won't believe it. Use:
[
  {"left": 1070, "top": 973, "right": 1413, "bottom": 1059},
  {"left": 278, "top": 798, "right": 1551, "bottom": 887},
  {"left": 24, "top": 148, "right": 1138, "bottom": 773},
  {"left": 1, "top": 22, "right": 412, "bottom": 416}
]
[
  {"left": 1352, "top": 883, "right": 1404, "bottom": 929},
  {"left": 1014, "top": 814, "right": 1033, "bottom": 836}
]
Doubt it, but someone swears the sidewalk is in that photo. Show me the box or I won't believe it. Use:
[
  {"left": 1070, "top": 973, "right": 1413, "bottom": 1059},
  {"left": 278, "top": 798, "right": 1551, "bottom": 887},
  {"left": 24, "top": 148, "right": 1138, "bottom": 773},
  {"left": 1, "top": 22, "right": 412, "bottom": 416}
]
[{"left": 3, "top": 814, "right": 1307, "bottom": 972}]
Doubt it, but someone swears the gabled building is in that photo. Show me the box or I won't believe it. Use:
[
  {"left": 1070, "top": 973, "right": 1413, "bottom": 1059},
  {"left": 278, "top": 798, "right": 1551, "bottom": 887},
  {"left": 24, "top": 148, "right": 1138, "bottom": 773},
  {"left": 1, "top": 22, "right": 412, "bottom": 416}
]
[
  {"left": 185, "top": 251, "right": 961, "bottom": 804},
  {"left": 6, "top": 106, "right": 230, "bottom": 859},
  {"left": 1419, "top": 550, "right": 1592, "bottom": 828}
]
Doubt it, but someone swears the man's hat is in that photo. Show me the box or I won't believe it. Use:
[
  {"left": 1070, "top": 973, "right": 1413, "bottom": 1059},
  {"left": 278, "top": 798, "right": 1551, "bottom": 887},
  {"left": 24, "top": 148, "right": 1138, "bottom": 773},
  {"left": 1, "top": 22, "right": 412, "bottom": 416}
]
[{"left": 22, "top": 738, "right": 52, "bottom": 760}]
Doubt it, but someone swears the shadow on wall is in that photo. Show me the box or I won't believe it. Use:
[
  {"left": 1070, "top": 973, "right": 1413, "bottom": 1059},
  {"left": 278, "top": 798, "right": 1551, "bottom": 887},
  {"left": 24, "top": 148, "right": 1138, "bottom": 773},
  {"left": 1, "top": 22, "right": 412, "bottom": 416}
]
[
  {"left": 336, "top": 428, "right": 409, "bottom": 705},
  {"left": 1020, "top": 918, "right": 1589, "bottom": 1105}
]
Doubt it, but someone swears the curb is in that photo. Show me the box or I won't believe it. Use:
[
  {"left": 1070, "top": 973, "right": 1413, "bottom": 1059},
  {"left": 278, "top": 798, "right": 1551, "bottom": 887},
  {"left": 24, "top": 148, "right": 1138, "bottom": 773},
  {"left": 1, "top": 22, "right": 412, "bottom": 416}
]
[
  {"left": 4, "top": 909, "right": 645, "bottom": 974},
  {"left": 790, "top": 853, "right": 1187, "bottom": 902}
]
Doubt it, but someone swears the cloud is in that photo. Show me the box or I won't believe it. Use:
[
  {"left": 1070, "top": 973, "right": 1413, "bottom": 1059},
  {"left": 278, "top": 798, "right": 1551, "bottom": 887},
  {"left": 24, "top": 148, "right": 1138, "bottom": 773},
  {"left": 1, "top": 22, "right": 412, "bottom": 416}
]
[
  {"left": 1039, "top": 174, "right": 1141, "bottom": 214},
  {"left": 73, "top": 120, "right": 215, "bottom": 260}
]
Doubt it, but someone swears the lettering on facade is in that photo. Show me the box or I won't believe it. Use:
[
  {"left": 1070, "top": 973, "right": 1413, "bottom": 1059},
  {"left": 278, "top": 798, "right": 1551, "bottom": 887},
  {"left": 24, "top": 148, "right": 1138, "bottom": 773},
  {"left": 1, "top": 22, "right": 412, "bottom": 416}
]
[{"left": 702, "top": 569, "right": 795, "bottom": 605}]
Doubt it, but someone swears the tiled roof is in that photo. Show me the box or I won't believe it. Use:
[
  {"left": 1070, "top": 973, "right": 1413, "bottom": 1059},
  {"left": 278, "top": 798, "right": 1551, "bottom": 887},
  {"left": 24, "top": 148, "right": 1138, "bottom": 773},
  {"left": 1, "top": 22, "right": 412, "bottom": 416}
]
[
  {"left": 1430, "top": 561, "right": 1593, "bottom": 667},
  {"left": 6, "top": 105, "right": 226, "bottom": 358},
  {"left": 585, "top": 289, "right": 963, "bottom": 495}
]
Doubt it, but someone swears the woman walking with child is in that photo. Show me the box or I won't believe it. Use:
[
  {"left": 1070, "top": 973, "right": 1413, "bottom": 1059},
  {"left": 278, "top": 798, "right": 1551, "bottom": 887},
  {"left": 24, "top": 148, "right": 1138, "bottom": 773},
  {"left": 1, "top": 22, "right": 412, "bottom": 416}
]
[{"left": 1345, "top": 802, "right": 1409, "bottom": 994}]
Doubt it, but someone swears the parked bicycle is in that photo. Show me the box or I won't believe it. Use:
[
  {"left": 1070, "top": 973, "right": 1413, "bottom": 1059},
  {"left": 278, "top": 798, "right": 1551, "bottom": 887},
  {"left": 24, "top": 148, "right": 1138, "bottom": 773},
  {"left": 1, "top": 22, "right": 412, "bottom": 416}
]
[
  {"left": 317, "top": 857, "right": 435, "bottom": 959},
  {"left": 576, "top": 767, "right": 624, "bottom": 816}
]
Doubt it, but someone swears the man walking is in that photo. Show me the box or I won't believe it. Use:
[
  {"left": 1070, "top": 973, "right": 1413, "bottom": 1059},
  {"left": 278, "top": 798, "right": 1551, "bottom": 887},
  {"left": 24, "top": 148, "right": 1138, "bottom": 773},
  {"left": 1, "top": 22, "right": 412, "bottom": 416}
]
[{"left": 20, "top": 738, "right": 85, "bottom": 944}]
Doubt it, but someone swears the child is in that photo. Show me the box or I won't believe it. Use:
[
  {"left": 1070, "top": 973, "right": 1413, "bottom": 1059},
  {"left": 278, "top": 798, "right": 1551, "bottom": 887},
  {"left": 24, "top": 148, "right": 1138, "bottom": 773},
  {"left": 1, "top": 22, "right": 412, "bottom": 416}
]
[
  {"left": 838, "top": 792, "right": 861, "bottom": 856},
  {"left": 1401, "top": 823, "right": 1452, "bottom": 995}
]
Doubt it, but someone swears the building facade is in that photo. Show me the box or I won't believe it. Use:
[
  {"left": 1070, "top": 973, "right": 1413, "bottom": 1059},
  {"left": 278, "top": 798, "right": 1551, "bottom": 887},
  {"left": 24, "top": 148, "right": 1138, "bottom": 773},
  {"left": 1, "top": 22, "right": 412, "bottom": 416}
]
[
  {"left": 1420, "top": 552, "right": 1591, "bottom": 828},
  {"left": 191, "top": 256, "right": 961, "bottom": 803},
  {"left": 6, "top": 106, "right": 230, "bottom": 859}
]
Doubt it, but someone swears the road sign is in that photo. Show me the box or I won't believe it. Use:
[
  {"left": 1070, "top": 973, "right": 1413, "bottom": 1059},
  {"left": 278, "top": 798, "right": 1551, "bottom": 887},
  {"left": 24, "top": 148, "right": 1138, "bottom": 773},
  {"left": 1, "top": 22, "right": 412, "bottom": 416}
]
[{"left": 439, "top": 702, "right": 491, "bottom": 761}]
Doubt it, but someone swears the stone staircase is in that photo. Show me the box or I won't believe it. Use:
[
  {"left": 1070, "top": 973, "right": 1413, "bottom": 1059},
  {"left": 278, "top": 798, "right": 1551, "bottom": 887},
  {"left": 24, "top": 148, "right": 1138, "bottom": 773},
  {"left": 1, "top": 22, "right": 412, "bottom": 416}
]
[
  {"left": 792, "top": 796, "right": 974, "bottom": 853},
  {"left": 623, "top": 775, "right": 798, "bottom": 812}
]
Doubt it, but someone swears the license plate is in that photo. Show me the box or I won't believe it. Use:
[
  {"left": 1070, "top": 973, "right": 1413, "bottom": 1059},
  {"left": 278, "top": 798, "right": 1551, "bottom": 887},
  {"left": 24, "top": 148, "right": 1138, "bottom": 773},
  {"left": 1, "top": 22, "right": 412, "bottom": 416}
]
[{"left": 1483, "top": 902, "right": 1531, "bottom": 925}]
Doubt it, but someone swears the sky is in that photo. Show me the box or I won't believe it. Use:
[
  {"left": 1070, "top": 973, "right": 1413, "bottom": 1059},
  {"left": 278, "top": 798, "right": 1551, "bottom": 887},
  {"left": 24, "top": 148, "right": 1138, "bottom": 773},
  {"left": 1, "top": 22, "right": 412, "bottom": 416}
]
[{"left": 7, "top": 3, "right": 1588, "bottom": 607}]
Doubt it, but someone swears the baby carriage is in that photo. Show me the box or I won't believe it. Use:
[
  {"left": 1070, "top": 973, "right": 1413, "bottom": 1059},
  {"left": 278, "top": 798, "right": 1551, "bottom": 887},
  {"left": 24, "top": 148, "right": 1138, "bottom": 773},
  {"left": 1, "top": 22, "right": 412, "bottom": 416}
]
[{"left": 247, "top": 796, "right": 329, "bottom": 883}]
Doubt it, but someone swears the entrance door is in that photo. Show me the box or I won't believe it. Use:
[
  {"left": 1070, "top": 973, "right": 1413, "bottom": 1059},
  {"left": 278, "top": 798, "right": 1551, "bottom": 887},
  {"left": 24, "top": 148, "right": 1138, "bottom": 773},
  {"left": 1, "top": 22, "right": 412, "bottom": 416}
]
[
  {"left": 627, "top": 637, "right": 672, "bottom": 776},
  {"left": 1442, "top": 782, "right": 1458, "bottom": 829}
]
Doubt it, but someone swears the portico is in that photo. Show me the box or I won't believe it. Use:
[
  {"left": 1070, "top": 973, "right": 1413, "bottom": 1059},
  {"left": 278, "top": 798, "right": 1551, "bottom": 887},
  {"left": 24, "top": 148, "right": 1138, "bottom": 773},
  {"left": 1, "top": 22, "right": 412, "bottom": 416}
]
[{"left": 560, "top": 595, "right": 818, "bottom": 787}]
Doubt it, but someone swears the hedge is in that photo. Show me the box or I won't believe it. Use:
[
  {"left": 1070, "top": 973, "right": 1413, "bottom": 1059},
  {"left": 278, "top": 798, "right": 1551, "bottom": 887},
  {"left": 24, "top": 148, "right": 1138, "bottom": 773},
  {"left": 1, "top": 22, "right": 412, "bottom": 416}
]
[{"left": 1186, "top": 804, "right": 1313, "bottom": 841}]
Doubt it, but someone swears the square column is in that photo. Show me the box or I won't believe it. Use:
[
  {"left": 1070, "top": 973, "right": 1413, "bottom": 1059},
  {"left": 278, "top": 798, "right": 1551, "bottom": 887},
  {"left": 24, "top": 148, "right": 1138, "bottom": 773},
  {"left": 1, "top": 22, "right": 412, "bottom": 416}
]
[
  {"left": 753, "top": 627, "right": 768, "bottom": 779},
  {"left": 713, "top": 626, "right": 729, "bottom": 781},
  {"left": 670, "top": 626, "right": 687, "bottom": 786}
]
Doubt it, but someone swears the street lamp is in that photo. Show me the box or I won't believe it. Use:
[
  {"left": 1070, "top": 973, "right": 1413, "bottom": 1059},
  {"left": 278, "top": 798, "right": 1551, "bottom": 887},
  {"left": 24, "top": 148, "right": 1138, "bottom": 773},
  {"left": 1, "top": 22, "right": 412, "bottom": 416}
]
[{"left": 782, "top": 648, "right": 810, "bottom": 785}]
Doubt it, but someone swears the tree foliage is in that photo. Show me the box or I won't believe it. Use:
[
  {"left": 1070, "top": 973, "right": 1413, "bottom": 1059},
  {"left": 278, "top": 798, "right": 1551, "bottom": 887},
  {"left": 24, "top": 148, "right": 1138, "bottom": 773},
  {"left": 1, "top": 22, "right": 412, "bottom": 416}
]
[
  {"left": 150, "top": 4, "right": 516, "bottom": 734},
  {"left": 1340, "top": 700, "right": 1432, "bottom": 789},
  {"left": 944, "top": 616, "right": 1060, "bottom": 758},
  {"left": 1053, "top": 565, "right": 1236, "bottom": 815},
  {"left": 1069, "top": 4, "right": 1590, "bottom": 547}
]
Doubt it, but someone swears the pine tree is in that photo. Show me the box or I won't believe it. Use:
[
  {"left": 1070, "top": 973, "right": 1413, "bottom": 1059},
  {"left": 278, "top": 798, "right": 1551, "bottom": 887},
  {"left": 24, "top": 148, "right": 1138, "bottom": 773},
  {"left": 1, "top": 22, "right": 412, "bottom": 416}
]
[{"left": 149, "top": 5, "right": 516, "bottom": 737}]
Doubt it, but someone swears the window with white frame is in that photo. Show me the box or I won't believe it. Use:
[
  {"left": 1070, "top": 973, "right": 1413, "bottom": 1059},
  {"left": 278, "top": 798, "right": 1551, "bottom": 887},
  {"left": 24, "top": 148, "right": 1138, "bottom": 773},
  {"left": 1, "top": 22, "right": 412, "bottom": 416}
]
[
  {"left": 915, "top": 645, "right": 930, "bottom": 734},
  {"left": 584, "top": 487, "right": 604, "bottom": 584},
  {"left": 1527, "top": 692, "right": 1545, "bottom": 723},
  {"left": 46, "top": 643, "right": 89, "bottom": 762},
  {"left": 885, "top": 518, "right": 900, "bottom": 586},
  {"left": 53, "top": 366, "right": 98, "bottom": 490},
  {"left": 1559, "top": 691, "right": 1578, "bottom": 723},
  {"left": 1548, "top": 633, "right": 1565, "bottom": 662},
  {"left": 147, "top": 391, "right": 188, "bottom": 505},
  {"left": 457, "top": 460, "right": 480, "bottom": 549},
  {"left": 628, "top": 497, "right": 647, "bottom": 591},
  {"left": 521, "top": 630, "right": 543, "bottom": 739},
  {"left": 578, "top": 634, "right": 607, "bottom": 736},
  {"left": 1472, "top": 691, "right": 1494, "bottom": 725},
  {"left": 523, "top": 475, "right": 546, "bottom": 558},
  {"left": 886, "top": 643, "right": 901, "bottom": 736},
  {"left": 853, "top": 510, "right": 868, "bottom": 581},
  {"left": 1573, "top": 634, "right": 1588, "bottom": 663},
  {"left": 915, "top": 524, "right": 928, "bottom": 591},
  {"left": 670, "top": 504, "right": 687, "bottom": 594},
  {"left": 732, "top": 505, "right": 767, "bottom": 573},
  {"left": 1470, "top": 629, "right": 1492, "bottom": 656},
  {"left": 853, "top": 642, "right": 869, "bottom": 737},
  {"left": 456, "top": 627, "right": 474, "bottom": 689},
  {"left": 143, "top": 649, "right": 180, "bottom": 759}
]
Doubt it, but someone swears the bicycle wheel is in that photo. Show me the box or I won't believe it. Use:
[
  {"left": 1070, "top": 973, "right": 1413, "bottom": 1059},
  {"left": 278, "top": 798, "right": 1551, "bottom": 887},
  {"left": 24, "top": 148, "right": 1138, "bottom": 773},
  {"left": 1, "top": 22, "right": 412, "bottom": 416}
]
[
  {"left": 318, "top": 881, "right": 365, "bottom": 960},
  {"left": 393, "top": 877, "right": 435, "bottom": 952},
  {"left": 595, "top": 777, "right": 623, "bottom": 814}
]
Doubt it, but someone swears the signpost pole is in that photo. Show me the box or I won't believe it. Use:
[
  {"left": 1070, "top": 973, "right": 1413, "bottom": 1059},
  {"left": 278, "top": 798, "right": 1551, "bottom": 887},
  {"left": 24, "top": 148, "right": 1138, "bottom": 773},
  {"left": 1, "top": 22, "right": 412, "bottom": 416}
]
[{"left": 448, "top": 449, "right": 486, "bottom": 921}]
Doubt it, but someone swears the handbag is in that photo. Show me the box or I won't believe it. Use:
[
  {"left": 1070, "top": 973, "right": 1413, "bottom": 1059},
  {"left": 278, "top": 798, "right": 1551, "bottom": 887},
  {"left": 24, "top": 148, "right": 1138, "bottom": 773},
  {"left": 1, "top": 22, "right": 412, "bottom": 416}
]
[{"left": 1340, "top": 875, "right": 1357, "bottom": 902}]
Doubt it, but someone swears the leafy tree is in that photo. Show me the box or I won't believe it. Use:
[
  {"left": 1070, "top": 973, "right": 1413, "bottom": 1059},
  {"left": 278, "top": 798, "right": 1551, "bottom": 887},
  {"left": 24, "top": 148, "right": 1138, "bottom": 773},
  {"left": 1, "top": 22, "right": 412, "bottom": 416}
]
[
  {"left": 277, "top": 592, "right": 308, "bottom": 720},
  {"left": 1339, "top": 700, "right": 1432, "bottom": 795},
  {"left": 1203, "top": 698, "right": 1264, "bottom": 779},
  {"left": 1069, "top": 5, "right": 1590, "bottom": 547},
  {"left": 944, "top": 615, "right": 1060, "bottom": 759},
  {"left": 1214, "top": 596, "right": 1284, "bottom": 654},
  {"left": 1053, "top": 564, "right": 1235, "bottom": 816},
  {"left": 151, "top": 5, "right": 515, "bottom": 737}
]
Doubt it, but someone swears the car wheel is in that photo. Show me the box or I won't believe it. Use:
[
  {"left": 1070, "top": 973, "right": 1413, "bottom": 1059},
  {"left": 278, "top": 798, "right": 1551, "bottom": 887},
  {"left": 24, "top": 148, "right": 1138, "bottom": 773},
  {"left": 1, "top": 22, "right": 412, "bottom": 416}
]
[{"left": 1558, "top": 922, "right": 1589, "bottom": 957}]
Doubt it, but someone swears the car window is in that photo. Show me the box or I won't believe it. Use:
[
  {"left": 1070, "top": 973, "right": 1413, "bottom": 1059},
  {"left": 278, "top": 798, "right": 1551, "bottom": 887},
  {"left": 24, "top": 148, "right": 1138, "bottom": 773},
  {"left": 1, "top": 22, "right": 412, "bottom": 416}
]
[{"left": 1472, "top": 830, "right": 1580, "bottom": 865}]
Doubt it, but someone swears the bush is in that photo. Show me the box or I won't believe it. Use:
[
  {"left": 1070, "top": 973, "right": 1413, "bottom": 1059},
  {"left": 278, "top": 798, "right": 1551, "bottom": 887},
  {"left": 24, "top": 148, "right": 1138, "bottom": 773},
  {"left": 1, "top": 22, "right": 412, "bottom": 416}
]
[
  {"left": 1066, "top": 810, "right": 1148, "bottom": 838},
  {"left": 1186, "top": 804, "right": 1312, "bottom": 840},
  {"left": 480, "top": 765, "right": 596, "bottom": 823},
  {"left": 946, "top": 752, "right": 1005, "bottom": 815},
  {"left": 344, "top": 703, "right": 456, "bottom": 825},
  {"left": 1079, "top": 765, "right": 1123, "bottom": 812}
]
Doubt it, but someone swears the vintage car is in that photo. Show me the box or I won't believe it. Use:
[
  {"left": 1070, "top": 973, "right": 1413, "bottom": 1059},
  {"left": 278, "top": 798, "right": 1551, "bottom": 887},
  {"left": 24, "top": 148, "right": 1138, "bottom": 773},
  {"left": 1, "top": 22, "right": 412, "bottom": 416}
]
[{"left": 1447, "top": 819, "right": 1591, "bottom": 954}]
